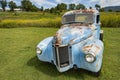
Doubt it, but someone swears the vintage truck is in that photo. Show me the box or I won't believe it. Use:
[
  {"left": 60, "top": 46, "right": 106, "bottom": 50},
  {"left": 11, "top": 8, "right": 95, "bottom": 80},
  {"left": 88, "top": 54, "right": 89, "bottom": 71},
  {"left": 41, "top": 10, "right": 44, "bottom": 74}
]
[{"left": 36, "top": 9, "right": 104, "bottom": 76}]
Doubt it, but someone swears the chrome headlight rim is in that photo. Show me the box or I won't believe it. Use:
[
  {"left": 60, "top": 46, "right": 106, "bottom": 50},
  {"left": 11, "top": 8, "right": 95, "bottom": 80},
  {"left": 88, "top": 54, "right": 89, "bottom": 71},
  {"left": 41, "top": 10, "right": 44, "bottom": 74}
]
[
  {"left": 36, "top": 47, "right": 42, "bottom": 55},
  {"left": 85, "top": 53, "right": 96, "bottom": 63}
]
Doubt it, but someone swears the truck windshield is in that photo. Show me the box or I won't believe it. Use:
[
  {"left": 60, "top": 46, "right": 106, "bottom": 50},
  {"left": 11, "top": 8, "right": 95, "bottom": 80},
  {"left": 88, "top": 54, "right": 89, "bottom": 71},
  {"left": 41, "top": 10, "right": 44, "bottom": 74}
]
[{"left": 62, "top": 14, "right": 94, "bottom": 24}]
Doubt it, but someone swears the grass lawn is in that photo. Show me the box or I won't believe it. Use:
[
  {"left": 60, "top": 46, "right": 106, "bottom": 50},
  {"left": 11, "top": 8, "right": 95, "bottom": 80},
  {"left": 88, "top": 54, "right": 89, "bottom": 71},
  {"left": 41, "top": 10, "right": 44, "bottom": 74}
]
[{"left": 0, "top": 27, "right": 120, "bottom": 80}]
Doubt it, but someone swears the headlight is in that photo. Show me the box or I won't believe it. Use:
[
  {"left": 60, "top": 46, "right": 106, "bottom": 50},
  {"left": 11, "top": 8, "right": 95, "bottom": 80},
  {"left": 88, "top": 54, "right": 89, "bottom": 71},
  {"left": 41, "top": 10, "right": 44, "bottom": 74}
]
[
  {"left": 85, "top": 53, "right": 95, "bottom": 63},
  {"left": 36, "top": 47, "right": 42, "bottom": 55}
]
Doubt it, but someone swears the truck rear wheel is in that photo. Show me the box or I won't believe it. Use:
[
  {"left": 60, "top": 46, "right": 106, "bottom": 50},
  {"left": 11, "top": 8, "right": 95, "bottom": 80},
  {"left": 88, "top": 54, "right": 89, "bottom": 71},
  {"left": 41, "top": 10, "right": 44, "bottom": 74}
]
[{"left": 100, "top": 30, "right": 103, "bottom": 41}]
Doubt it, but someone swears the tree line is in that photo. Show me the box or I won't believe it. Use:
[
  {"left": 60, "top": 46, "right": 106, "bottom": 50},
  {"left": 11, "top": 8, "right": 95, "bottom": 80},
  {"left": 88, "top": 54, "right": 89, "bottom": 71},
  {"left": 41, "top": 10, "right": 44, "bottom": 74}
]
[
  {"left": 0, "top": 0, "right": 101, "bottom": 12},
  {"left": 0, "top": 0, "right": 39, "bottom": 12}
]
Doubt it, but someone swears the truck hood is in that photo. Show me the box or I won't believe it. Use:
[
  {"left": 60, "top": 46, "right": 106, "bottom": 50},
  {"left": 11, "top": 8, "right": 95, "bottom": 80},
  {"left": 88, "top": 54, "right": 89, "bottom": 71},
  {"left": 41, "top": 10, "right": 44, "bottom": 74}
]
[{"left": 55, "top": 24, "right": 93, "bottom": 45}]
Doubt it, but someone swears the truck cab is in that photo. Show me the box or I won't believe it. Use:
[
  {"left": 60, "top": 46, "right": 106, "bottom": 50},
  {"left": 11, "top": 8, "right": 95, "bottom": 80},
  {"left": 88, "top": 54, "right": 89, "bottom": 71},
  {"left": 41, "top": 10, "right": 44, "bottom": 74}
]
[{"left": 62, "top": 9, "right": 101, "bottom": 40}]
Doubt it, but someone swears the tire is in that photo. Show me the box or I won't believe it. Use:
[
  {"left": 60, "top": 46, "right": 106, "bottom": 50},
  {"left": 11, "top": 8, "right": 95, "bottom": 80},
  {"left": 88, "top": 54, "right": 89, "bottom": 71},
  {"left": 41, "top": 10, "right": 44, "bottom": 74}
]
[
  {"left": 92, "top": 69, "right": 101, "bottom": 77},
  {"left": 100, "top": 32, "right": 103, "bottom": 41},
  {"left": 51, "top": 60, "right": 54, "bottom": 65},
  {"left": 73, "top": 65, "right": 78, "bottom": 69}
]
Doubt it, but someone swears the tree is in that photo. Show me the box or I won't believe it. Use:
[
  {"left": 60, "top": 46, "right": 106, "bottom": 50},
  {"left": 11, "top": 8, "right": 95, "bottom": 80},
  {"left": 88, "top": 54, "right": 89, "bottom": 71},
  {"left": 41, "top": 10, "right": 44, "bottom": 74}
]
[
  {"left": 95, "top": 4, "right": 100, "bottom": 10},
  {"left": 56, "top": 3, "right": 67, "bottom": 12},
  {"left": 49, "top": 3, "right": 67, "bottom": 14},
  {"left": 108, "top": 9, "right": 112, "bottom": 12},
  {"left": 21, "top": 0, "right": 39, "bottom": 12},
  {"left": 8, "top": 1, "right": 17, "bottom": 11},
  {"left": 0, "top": 0, "right": 7, "bottom": 12},
  {"left": 30, "top": 5, "right": 39, "bottom": 12},
  {"left": 40, "top": 6, "right": 43, "bottom": 11},
  {"left": 89, "top": 6, "right": 92, "bottom": 9},
  {"left": 21, "top": 0, "right": 32, "bottom": 11},
  {"left": 44, "top": 8, "right": 50, "bottom": 13},
  {"left": 17, "top": 6, "right": 22, "bottom": 9},
  {"left": 99, "top": 8, "right": 104, "bottom": 12},
  {"left": 50, "top": 7, "right": 55, "bottom": 13},
  {"left": 69, "top": 4, "right": 75, "bottom": 10},
  {"left": 76, "top": 3, "right": 86, "bottom": 10},
  {"left": 59, "top": 3, "right": 67, "bottom": 11}
]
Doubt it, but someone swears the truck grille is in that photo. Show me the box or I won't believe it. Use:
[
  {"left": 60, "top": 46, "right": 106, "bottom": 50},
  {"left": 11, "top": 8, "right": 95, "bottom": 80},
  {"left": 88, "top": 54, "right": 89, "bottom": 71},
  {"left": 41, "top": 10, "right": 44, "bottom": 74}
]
[{"left": 54, "top": 45, "right": 70, "bottom": 68}]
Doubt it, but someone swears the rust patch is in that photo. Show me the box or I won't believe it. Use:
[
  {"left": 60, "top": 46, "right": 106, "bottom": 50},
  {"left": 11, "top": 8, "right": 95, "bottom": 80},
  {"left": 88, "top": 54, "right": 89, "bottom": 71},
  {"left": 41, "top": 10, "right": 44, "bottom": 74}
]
[
  {"left": 71, "top": 9, "right": 95, "bottom": 14},
  {"left": 95, "top": 45, "right": 100, "bottom": 49},
  {"left": 83, "top": 44, "right": 101, "bottom": 55},
  {"left": 55, "top": 32, "right": 59, "bottom": 36},
  {"left": 55, "top": 32, "right": 62, "bottom": 45},
  {"left": 96, "top": 63, "right": 98, "bottom": 68},
  {"left": 61, "top": 23, "right": 89, "bottom": 29},
  {"left": 56, "top": 37, "right": 61, "bottom": 45},
  {"left": 83, "top": 44, "right": 93, "bottom": 49},
  {"left": 70, "top": 38, "right": 76, "bottom": 44},
  {"left": 94, "top": 45, "right": 101, "bottom": 55},
  {"left": 69, "top": 23, "right": 89, "bottom": 27}
]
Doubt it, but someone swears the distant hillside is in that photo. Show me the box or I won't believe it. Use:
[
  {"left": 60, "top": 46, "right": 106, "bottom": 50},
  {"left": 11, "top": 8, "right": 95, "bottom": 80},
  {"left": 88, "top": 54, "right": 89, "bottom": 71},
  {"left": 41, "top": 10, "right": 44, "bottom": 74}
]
[{"left": 104, "top": 6, "right": 120, "bottom": 12}]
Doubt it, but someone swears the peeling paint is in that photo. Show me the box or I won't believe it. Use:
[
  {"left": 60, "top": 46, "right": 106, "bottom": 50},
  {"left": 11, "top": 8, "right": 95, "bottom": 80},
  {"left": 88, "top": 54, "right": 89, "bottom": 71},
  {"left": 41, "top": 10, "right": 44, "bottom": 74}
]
[
  {"left": 63, "top": 9, "right": 99, "bottom": 16},
  {"left": 83, "top": 42, "right": 102, "bottom": 56},
  {"left": 55, "top": 25, "right": 93, "bottom": 45}
]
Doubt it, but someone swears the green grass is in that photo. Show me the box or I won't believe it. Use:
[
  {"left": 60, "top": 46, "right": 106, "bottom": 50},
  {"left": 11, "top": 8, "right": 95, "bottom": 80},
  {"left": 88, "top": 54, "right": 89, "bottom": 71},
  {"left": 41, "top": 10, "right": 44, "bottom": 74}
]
[{"left": 0, "top": 27, "right": 120, "bottom": 80}]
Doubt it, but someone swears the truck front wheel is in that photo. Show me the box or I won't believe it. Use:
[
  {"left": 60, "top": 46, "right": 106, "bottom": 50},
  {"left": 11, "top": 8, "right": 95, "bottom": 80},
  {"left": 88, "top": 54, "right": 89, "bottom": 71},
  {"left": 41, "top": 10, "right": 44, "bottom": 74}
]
[{"left": 92, "top": 69, "right": 101, "bottom": 77}]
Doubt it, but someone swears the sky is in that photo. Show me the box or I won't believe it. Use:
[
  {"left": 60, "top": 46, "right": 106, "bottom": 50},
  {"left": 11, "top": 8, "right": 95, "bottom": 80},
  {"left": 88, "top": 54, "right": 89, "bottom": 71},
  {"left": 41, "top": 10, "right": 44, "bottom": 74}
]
[
  {"left": 6, "top": 0, "right": 100, "bottom": 9},
  {"left": 100, "top": 0, "right": 120, "bottom": 8},
  {"left": 3, "top": 0, "right": 120, "bottom": 9}
]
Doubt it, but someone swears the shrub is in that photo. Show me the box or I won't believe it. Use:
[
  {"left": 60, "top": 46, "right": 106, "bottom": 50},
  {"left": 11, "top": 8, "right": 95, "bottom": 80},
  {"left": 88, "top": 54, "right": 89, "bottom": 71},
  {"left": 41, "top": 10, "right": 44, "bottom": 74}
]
[
  {"left": 0, "top": 18, "right": 62, "bottom": 28},
  {"left": 0, "top": 12, "right": 120, "bottom": 28},
  {"left": 101, "top": 12, "right": 120, "bottom": 28}
]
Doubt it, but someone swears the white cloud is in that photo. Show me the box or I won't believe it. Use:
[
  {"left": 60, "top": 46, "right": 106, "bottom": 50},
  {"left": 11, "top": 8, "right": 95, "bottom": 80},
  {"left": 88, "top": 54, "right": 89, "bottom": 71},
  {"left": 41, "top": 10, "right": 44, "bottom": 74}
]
[
  {"left": 100, "top": 0, "right": 120, "bottom": 7},
  {"left": 90, "top": 0, "right": 98, "bottom": 3},
  {"left": 55, "top": 0, "right": 82, "bottom": 4},
  {"left": 30, "top": 0, "right": 57, "bottom": 8}
]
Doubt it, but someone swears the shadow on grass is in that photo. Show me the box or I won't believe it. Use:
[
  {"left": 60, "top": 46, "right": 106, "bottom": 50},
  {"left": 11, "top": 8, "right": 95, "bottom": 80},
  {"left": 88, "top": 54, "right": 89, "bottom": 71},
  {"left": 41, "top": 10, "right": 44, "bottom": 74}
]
[{"left": 27, "top": 56, "right": 96, "bottom": 79}]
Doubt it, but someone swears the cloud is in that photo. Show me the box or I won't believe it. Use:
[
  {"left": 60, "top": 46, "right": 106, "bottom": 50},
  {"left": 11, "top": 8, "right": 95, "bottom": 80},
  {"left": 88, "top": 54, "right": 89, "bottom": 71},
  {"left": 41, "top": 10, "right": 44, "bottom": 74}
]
[
  {"left": 30, "top": 0, "right": 57, "bottom": 8},
  {"left": 90, "top": 0, "right": 98, "bottom": 3},
  {"left": 6, "top": 0, "right": 101, "bottom": 9},
  {"left": 100, "top": 0, "right": 120, "bottom": 7},
  {"left": 55, "top": 0, "right": 82, "bottom": 4}
]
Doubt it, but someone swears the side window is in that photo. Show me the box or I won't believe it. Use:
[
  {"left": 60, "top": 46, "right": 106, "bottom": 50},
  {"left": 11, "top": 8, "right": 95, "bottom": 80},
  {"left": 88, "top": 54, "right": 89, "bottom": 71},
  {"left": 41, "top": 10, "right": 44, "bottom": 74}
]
[{"left": 96, "top": 15, "right": 100, "bottom": 24}]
